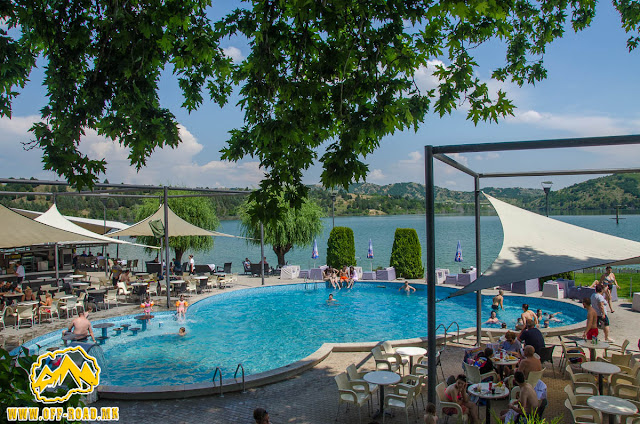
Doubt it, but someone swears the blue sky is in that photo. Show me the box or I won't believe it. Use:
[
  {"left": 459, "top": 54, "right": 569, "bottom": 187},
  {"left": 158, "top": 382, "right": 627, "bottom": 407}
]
[{"left": 1, "top": 1, "right": 639, "bottom": 192}]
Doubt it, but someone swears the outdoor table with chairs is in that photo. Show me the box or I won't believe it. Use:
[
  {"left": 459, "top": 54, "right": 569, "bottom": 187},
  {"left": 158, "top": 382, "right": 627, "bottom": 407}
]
[
  {"left": 363, "top": 370, "right": 401, "bottom": 418},
  {"left": 577, "top": 339, "right": 610, "bottom": 361},
  {"left": 581, "top": 361, "right": 620, "bottom": 394},
  {"left": 468, "top": 382, "right": 510, "bottom": 424},
  {"left": 86, "top": 289, "right": 106, "bottom": 309},
  {"left": 1, "top": 292, "right": 24, "bottom": 306},
  {"left": 130, "top": 282, "right": 148, "bottom": 297},
  {"left": 395, "top": 346, "right": 426, "bottom": 372},
  {"left": 587, "top": 395, "right": 638, "bottom": 424}
]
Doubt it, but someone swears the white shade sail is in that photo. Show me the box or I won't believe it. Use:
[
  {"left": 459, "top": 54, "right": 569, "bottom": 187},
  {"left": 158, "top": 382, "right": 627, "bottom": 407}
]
[
  {"left": 13, "top": 208, "right": 128, "bottom": 234},
  {"left": 448, "top": 193, "right": 640, "bottom": 298},
  {"left": 34, "top": 204, "right": 158, "bottom": 249},
  {"left": 0, "top": 204, "right": 105, "bottom": 249},
  {"left": 107, "top": 204, "right": 241, "bottom": 238}
]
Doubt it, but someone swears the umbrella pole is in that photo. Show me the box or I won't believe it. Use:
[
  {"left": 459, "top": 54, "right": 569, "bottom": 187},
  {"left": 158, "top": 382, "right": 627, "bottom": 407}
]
[
  {"left": 474, "top": 177, "right": 482, "bottom": 346},
  {"left": 54, "top": 242, "right": 59, "bottom": 283},
  {"left": 260, "top": 222, "right": 265, "bottom": 286}
]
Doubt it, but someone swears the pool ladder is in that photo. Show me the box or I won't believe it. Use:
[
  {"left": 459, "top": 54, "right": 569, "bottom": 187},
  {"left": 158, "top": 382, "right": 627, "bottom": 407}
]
[
  {"left": 212, "top": 364, "right": 247, "bottom": 397},
  {"left": 212, "top": 367, "right": 224, "bottom": 397},
  {"left": 234, "top": 363, "right": 247, "bottom": 393},
  {"left": 435, "top": 321, "right": 460, "bottom": 345}
]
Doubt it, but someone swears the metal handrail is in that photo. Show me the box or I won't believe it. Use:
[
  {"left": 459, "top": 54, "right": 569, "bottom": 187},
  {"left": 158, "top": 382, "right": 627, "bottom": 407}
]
[
  {"left": 212, "top": 367, "right": 224, "bottom": 397},
  {"left": 445, "top": 321, "right": 460, "bottom": 344},
  {"left": 234, "top": 363, "right": 247, "bottom": 393},
  {"left": 435, "top": 323, "right": 448, "bottom": 345}
]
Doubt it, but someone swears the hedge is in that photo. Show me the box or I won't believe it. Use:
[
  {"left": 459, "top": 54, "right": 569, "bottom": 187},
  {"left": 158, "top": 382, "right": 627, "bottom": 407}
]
[
  {"left": 390, "top": 228, "right": 424, "bottom": 279},
  {"left": 326, "top": 227, "right": 356, "bottom": 268}
]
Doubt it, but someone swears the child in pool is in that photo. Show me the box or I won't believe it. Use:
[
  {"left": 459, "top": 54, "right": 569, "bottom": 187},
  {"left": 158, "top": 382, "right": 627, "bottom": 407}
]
[
  {"left": 175, "top": 295, "right": 188, "bottom": 319},
  {"left": 178, "top": 327, "right": 186, "bottom": 336},
  {"left": 140, "top": 295, "right": 154, "bottom": 317}
]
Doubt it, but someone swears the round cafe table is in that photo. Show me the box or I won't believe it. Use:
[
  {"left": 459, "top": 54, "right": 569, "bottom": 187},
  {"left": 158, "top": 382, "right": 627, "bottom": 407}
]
[
  {"left": 587, "top": 395, "right": 638, "bottom": 424},
  {"left": 395, "top": 347, "right": 427, "bottom": 372},
  {"left": 577, "top": 339, "right": 610, "bottom": 361},
  {"left": 468, "top": 382, "right": 509, "bottom": 424},
  {"left": 581, "top": 361, "right": 620, "bottom": 394},
  {"left": 93, "top": 322, "right": 115, "bottom": 338},
  {"left": 364, "top": 371, "right": 401, "bottom": 417}
]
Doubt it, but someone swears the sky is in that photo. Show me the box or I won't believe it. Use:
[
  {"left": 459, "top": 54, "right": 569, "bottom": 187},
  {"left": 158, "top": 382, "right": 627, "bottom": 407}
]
[{"left": 1, "top": 1, "right": 639, "bottom": 193}]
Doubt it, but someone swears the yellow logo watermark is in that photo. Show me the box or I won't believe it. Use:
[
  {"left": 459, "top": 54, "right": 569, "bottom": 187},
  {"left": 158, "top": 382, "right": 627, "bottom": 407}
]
[{"left": 28, "top": 346, "right": 101, "bottom": 403}]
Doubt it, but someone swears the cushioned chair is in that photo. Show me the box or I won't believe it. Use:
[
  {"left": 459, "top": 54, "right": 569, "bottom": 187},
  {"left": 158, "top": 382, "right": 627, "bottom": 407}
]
[
  {"left": 445, "top": 274, "right": 458, "bottom": 285},
  {"left": 542, "top": 282, "right": 564, "bottom": 299},
  {"left": 511, "top": 278, "right": 539, "bottom": 294},
  {"left": 376, "top": 267, "right": 396, "bottom": 281}
]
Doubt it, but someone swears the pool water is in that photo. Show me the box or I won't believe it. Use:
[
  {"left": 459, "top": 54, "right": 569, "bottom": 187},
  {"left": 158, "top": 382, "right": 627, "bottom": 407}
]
[{"left": 23, "top": 283, "right": 584, "bottom": 387}]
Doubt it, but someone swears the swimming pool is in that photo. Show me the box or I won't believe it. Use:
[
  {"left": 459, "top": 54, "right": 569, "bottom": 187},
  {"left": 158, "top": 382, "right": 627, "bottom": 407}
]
[{"left": 22, "top": 283, "right": 585, "bottom": 388}]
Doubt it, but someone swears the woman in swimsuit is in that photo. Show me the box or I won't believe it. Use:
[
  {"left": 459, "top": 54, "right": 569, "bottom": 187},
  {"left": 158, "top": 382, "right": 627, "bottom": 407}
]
[
  {"left": 347, "top": 266, "right": 358, "bottom": 289},
  {"left": 599, "top": 266, "right": 619, "bottom": 312},
  {"left": 175, "top": 294, "right": 188, "bottom": 319},
  {"left": 443, "top": 374, "right": 479, "bottom": 424},
  {"left": 485, "top": 310, "right": 500, "bottom": 325}
]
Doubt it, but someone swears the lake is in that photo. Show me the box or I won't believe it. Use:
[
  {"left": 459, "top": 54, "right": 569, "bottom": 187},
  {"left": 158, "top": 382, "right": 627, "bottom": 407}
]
[{"left": 106, "top": 213, "right": 640, "bottom": 274}]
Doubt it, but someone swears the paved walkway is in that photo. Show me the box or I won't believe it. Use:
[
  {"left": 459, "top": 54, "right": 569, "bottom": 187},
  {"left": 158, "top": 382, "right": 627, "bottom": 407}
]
[{"left": 2, "top": 273, "right": 639, "bottom": 423}]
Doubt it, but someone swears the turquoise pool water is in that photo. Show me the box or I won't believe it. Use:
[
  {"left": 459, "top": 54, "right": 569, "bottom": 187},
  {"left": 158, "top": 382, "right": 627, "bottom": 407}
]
[{"left": 22, "top": 283, "right": 585, "bottom": 387}]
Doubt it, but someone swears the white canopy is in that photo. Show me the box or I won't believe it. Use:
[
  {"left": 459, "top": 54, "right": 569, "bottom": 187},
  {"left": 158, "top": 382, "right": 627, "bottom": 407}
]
[
  {"left": 0, "top": 203, "right": 104, "bottom": 249},
  {"left": 34, "top": 204, "right": 157, "bottom": 249},
  {"left": 449, "top": 193, "right": 640, "bottom": 298},
  {"left": 13, "top": 208, "right": 128, "bottom": 234},
  {"left": 107, "top": 204, "right": 240, "bottom": 238}
]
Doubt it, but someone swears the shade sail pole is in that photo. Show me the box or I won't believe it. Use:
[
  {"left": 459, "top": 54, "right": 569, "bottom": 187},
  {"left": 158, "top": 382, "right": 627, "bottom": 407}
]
[
  {"left": 425, "top": 145, "right": 436, "bottom": 404},
  {"left": 260, "top": 222, "right": 265, "bottom": 286},
  {"left": 475, "top": 177, "right": 482, "bottom": 345},
  {"left": 164, "top": 187, "right": 171, "bottom": 309}
]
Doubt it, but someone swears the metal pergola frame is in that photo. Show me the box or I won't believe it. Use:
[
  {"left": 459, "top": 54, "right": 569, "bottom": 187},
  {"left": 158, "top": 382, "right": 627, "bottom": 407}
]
[{"left": 424, "top": 134, "right": 640, "bottom": 403}]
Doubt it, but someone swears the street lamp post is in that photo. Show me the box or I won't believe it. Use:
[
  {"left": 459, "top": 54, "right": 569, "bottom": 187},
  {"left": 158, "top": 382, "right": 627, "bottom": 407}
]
[
  {"left": 541, "top": 181, "right": 553, "bottom": 217},
  {"left": 331, "top": 192, "right": 337, "bottom": 228}
]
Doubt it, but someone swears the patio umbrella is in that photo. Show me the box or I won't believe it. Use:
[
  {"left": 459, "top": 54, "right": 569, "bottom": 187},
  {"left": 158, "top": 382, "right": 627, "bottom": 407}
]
[
  {"left": 367, "top": 239, "right": 374, "bottom": 271},
  {"left": 454, "top": 240, "right": 463, "bottom": 263},
  {"left": 311, "top": 238, "right": 319, "bottom": 267}
]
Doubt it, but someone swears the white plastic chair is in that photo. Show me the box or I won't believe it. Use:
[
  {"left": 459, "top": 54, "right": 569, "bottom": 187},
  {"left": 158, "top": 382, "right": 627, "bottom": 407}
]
[
  {"left": 185, "top": 280, "right": 198, "bottom": 296},
  {"left": 372, "top": 346, "right": 401, "bottom": 373},
  {"left": 15, "top": 305, "right": 35, "bottom": 328},
  {"left": 59, "top": 296, "right": 78, "bottom": 318},
  {"left": 0, "top": 305, "right": 6, "bottom": 330},
  {"left": 104, "top": 290, "right": 118, "bottom": 309},
  {"left": 463, "top": 362, "right": 498, "bottom": 384},
  {"left": 346, "top": 364, "right": 379, "bottom": 396},
  {"left": 39, "top": 300, "right": 59, "bottom": 322},
  {"left": 382, "top": 384, "right": 415, "bottom": 424},
  {"left": 334, "top": 372, "right": 371, "bottom": 423},
  {"left": 381, "top": 341, "right": 409, "bottom": 373},
  {"left": 436, "top": 382, "right": 468, "bottom": 423},
  {"left": 116, "top": 282, "right": 132, "bottom": 301},
  {"left": 564, "top": 399, "right": 603, "bottom": 424},
  {"left": 566, "top": 365, "right": 599, "bottom": 395}
]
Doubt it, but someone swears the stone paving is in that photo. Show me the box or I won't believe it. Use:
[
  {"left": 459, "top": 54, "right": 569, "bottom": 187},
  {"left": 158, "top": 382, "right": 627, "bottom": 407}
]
[{"left": 2, "top": 273, "right": 639, "bottom": 423}]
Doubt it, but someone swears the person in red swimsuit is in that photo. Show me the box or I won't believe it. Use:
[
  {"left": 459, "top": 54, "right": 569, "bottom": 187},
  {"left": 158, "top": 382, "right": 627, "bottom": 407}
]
[
  {"left": 582, "top": 297, "right": 599, "bottom": 340},
  {"left": 443, "top": 374, "right": 479, "bottom": 424}
]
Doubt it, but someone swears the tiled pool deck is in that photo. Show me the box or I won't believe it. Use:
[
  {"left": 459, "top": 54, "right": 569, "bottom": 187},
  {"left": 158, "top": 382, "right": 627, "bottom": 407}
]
[{"left": 2, "top": 274, "right": 638, "bottom": 423}]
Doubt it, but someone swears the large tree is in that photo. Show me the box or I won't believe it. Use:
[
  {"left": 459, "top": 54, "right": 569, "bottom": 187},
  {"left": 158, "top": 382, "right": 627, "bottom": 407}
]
[
  {"left": 134, "top": 194, "right": 220, "bottom": 265},
  {"left": 239, "top": 196, "right": 323, "bottom": 266},
  {"left": 3, "top": 0, "right": 639, "bottom": 222}
]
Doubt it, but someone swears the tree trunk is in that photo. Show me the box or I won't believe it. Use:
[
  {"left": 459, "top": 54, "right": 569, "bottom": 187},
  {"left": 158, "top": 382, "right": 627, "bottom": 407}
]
[
  {"left": 273, "top": 244, "right": 292, "bottom": 267},
  {"left": 174, "top": 249, "right": 184, "bottom": 266}
]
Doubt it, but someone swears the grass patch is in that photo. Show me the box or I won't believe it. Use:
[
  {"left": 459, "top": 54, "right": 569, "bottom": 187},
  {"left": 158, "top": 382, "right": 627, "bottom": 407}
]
[{"left": 573, "top": 271, "right": 640, "bottom": 299}]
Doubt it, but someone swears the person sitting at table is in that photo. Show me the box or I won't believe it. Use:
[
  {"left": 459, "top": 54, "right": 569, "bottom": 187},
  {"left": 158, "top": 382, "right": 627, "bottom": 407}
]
[
  {"left": 118, "top": 269, "right": 132, "bottom": 284},
  {"left": 518, "top": 319, "right": 546, "bottom": 355},
  {"left": 517, "top": 345, "right": 542, "bottom": 379},
  {"left": 501, "top": 331, "right": 522, "bottom": 356},
  {"left": 476, "top": 347, "right": 495, "bottom": 376},
  {"left": 485, "top": 310, "right": 500, "bottom": 325},
  {"left": 500, "top": 371, "right": 538, "bottom": 424},
  {"left": 443, "top": 374, "right": 479, "bottom": 424},
  {"left": 62, "top": 311, "right": 96, "bottom": 343},
  {"left": 38, "top": 292, "right": 53, "bottom": 320},
  {"left": 21, "top": 286, "right": 36, "bottom": 302}
]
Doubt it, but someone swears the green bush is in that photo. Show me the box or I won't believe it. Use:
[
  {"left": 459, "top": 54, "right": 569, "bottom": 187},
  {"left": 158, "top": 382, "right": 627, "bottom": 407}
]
[
  {"left": 326, "top": 227, "right": 356, "bottom": 268},
  {"left": 390, "top": 228, "right": 424, "bottom": 279}
]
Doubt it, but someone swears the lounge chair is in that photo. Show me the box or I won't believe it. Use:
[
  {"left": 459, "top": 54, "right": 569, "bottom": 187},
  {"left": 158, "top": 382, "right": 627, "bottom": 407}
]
[{"left": 216, "top": 262, "right": 232, "bottom": 273}]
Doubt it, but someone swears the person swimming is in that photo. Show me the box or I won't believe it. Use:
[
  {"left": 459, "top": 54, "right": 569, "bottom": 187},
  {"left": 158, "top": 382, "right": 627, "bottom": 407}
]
[
  {"left": 327, "top": 293, "right": 337, "bottom": 304},
  {"left": 399, "top": 281, "right": 416, "bottom": 293},
  {"left": 485, "top": 310, "right": 500, "bottom": 325},
  {"left": 178, "top": 327, "right": 186, "bottom": 336}
]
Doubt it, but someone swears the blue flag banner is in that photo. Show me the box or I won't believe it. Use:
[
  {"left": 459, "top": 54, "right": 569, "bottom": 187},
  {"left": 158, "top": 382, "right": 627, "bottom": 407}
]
[
  {"left": 311, "top": 239, "right": 319, "bottom": 259},
  {"left": 454, "top": 240, "right": 463, "bottom": 262},
  {"left": 367, "top": 239, "right": 374, "bottom": 259}
]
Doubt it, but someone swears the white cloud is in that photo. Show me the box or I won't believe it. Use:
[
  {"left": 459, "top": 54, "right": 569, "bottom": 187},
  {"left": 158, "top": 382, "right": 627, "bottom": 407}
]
[
  {"left": 474, "top": 152, "right": 500, "bottom": 161},
  {"left": 508, "top": 109, "right": 640, "bottom": 136},
  {"left": 414, "top": 60, "right": 445, "bottom": 92},
  {"left": 367, "top": 169, "right": 386, "bottom": 183},
  {"left": 0, "top": 115, "right": 264, "bottom": 188},
  {"left": 223, "top": 46, "right": 244, "bottom": 63}
]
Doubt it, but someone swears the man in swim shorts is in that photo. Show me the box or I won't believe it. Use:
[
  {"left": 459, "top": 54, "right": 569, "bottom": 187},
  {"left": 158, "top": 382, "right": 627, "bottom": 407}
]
[
  {"left": 62, "top": 311, "right": 96, "bottom": 343},
  {"left": 492, "top": 290, "right": 504, "bottom": 310}
]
